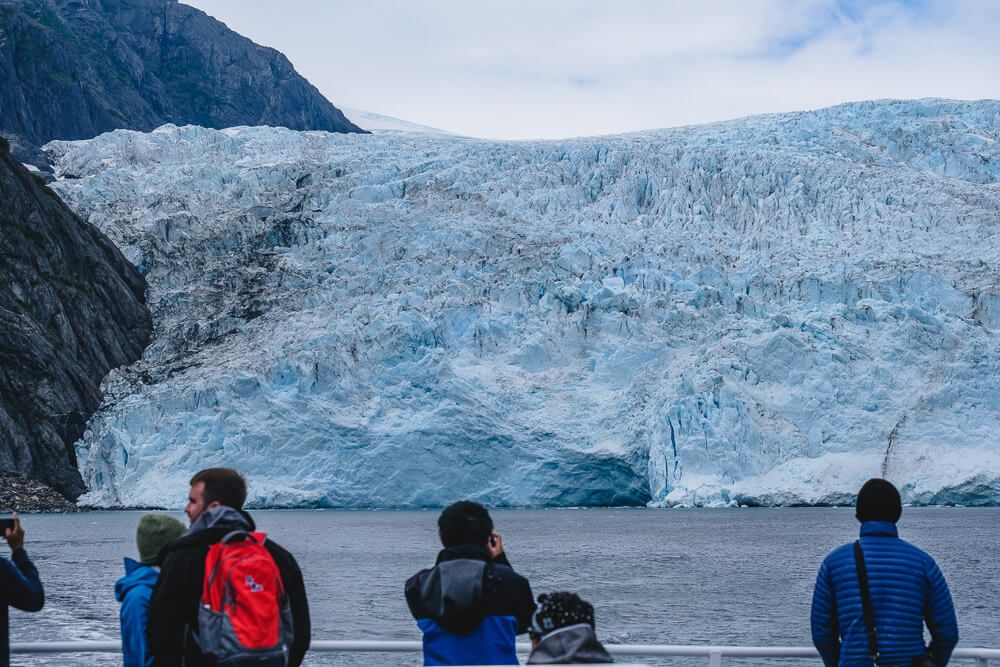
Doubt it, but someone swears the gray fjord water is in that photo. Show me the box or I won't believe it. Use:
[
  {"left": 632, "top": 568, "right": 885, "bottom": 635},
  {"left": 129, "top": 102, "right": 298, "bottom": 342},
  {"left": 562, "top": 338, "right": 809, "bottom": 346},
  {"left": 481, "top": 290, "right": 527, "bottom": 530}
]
[{"left": 8, "top": 508, "right": 1000, "bottom": 665}]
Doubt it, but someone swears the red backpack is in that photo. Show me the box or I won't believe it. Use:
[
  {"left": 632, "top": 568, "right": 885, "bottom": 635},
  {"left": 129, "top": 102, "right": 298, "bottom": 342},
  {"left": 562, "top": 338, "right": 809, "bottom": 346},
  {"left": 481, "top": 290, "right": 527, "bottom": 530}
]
[{"left": 197, "top": 530, "right": 294, "bottom": 666}]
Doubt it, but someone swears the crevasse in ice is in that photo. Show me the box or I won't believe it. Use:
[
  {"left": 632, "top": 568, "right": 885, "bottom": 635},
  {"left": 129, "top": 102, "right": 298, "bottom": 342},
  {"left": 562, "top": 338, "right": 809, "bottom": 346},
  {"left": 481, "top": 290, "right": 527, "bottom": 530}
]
[{"left": 46, "top": 99, "right": 1000, "bottom": 508}]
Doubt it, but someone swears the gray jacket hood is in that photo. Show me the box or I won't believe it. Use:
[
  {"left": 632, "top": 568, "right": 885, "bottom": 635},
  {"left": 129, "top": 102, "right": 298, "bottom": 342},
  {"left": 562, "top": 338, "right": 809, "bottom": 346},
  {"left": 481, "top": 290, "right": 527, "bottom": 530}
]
[
  {"left": 415, "top": 558, "right": 489, "bottom": 634},
  {"left": 182, "top": 505, "right": 253, "bottom": 537},
  {"left": 527, "top": 623, "right": 614, "bottom": 664}
]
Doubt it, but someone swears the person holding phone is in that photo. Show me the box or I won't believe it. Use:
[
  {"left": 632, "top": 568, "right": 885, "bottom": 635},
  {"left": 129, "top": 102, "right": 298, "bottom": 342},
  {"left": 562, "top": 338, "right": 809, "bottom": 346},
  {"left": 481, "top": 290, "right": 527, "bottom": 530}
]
[
  {"left": 0, "top": 513, "right": 44, "bottom": 667},
  {"left": 405, "top": 501, "right": 535, "bottom": 666}
]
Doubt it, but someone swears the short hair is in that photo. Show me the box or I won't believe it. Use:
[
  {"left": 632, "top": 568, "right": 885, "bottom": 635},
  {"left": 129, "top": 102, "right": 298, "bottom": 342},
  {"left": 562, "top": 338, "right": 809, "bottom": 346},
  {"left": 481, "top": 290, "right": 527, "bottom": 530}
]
[
  {"left": 855, "top": 478, "right": 902, "bottom": 523},
  {"left": 438, "top": 500, "right": 493, "bottom": 548},
  {"left": 190, "top": 468, "right": 247, "bottom": 509}
]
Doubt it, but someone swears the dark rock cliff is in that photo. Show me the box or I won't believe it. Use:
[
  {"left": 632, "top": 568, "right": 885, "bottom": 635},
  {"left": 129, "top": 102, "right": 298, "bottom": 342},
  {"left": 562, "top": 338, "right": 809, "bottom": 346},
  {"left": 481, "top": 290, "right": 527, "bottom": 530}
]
[
  {"left": 0, "top": 0, "right": 364, "bottom": 146},
  {"left": 0, "top": 137, "right": 151, "bottom": 499}
]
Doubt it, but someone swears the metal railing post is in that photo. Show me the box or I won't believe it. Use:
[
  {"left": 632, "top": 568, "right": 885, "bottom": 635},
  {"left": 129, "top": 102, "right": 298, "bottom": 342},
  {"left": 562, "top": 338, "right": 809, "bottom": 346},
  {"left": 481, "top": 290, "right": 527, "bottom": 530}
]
[
  {"left": 975, "top": 659, "right": 989, "bottom": 667},
  {"left": 708, "top": 649, "right": 723, "bottom": 667}
]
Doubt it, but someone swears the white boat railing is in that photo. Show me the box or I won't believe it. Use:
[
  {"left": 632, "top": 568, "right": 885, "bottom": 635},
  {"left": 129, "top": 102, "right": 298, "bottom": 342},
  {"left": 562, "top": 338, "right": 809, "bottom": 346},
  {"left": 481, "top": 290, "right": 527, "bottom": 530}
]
[{"left": 10, "top": 640, "right": 1000, "bottom": 665}]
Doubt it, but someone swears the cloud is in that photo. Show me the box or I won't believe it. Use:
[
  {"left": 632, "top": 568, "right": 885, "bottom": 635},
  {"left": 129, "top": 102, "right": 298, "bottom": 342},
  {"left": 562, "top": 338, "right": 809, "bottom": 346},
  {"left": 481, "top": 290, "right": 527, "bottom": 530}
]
[{"left": 183, "top": 0, "right": 1000, "bottom": 139}]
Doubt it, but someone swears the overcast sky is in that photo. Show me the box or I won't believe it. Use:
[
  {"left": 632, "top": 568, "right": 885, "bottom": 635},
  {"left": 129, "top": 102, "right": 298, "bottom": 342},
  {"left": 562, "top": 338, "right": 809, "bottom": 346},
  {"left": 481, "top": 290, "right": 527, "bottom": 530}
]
[{"left": 183, "top": 0, "right": 1000, "bottom": 140}]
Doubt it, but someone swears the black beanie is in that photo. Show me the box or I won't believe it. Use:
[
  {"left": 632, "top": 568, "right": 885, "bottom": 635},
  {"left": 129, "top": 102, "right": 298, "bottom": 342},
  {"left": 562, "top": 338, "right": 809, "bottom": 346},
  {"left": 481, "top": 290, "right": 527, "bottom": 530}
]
[
  {"left": 855, "top": 478, "right": 902, "bottom": 523},
  {"left": 530, "top": 592, "right": 596, "bottom": 637}
]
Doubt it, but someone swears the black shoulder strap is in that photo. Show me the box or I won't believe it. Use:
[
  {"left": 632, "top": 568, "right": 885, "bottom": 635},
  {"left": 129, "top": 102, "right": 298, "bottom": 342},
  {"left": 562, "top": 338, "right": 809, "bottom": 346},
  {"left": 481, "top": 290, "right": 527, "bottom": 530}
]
[
  {"left": 853, "top": 540, "right": 879, "bottom": 664},
  {"left": 220, "top": 529, "right": 253, "bottom": 544}
]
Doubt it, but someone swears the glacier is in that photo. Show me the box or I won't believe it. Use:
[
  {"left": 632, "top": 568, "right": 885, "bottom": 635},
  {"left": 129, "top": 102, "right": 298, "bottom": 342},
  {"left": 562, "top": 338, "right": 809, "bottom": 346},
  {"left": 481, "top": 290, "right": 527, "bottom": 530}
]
[{"left": 43, "top": 98, "right": 1000, "bottom": 508}]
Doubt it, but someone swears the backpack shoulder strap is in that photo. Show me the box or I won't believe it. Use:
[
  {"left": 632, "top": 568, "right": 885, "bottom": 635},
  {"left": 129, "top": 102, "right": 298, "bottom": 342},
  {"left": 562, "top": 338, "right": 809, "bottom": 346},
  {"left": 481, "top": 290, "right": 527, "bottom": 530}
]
[
  {"left": 853, "top": 540, "right": 879, "bottom": 664},
  {"left": 220, "top": 530, "right": 254, "bottom": 544}
]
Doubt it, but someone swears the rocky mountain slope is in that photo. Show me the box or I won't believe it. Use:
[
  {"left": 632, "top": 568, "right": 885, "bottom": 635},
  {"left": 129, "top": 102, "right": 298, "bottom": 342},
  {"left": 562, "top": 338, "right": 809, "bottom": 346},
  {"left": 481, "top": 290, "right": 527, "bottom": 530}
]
[
  {"left": 0, "top": 469, "right": 77, "bottom": 511},
  {"left": 0, "top": 0, "right": 363, "bottom": 148},
  {"left": 46, "top": 99, "right": 1000, "bottom": 508},
  {"left": 0, "top": 137, "right": 150, "bottom": 499}
]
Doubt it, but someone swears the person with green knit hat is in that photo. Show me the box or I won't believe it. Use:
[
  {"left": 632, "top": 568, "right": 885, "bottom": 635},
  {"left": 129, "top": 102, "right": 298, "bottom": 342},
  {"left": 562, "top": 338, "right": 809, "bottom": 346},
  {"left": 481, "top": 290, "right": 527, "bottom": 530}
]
[{"left": 115, "top": 514, "right": 186, "bottom": 667}]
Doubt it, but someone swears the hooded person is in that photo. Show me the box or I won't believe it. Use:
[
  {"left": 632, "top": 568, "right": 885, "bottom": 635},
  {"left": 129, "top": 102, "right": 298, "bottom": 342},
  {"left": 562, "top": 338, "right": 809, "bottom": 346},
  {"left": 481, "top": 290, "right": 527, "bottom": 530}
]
[
  {"left": 116, "top": 514, "right": 186, "bottom": 667},
  {"left": 405, "top": 501, "right": 535, "bottom": 666},
  {"left": 146, "top": 468, "right": 311, "bottom": 667},
  {"left": 528, "top": 593, "right": 614, "bottom": 665},
  {"left": 527, "top": 592, "right": 614, "bottom": 664},
  {"left": 810, "top": 478, "right": 959, "bottom": 666}
]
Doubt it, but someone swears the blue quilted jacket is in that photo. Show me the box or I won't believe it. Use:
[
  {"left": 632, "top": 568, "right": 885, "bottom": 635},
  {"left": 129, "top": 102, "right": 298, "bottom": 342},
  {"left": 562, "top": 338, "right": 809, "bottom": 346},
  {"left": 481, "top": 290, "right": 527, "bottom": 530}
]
[{"left": 810, "top": 521, "right": 958, "bottom": 666}]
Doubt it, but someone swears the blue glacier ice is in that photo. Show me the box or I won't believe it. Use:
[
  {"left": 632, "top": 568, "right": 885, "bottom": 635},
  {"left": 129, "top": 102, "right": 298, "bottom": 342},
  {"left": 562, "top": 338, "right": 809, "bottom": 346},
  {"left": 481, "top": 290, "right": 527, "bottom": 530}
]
[{"left": 44, "top": 99, "right": 1000, "bottom": 508}]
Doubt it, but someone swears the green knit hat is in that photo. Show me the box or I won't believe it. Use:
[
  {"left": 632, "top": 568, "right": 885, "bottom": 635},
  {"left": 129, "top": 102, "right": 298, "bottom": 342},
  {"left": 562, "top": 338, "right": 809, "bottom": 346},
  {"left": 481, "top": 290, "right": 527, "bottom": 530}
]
[{"left": 137, "top": 514, "right": 186, "bottom": 565}]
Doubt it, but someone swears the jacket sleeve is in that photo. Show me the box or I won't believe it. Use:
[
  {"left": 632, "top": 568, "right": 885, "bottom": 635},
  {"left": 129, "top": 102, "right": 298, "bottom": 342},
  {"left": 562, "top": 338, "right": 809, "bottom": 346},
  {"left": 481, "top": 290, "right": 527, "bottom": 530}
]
[
  {"left": 924, "top": 557, "right": 958, "bottom": 666},
  {"left": 514, "top": 576, "right": 535, "bottom": 635},
  {"left": 0, "top": 549, "right": 44, "bottom": 612},
  {"left": 272, "top": 545, "right": 311, "bottom": 667},
  {"left": 147, "top": 550, "right": 198, "bottom": 667},
  {"left": 405, "top": 571, "right": 427, "bottom": 621},
  {"left": 120, "top": 587, "right": 151, "bottom": 667},
  {"left": 493, "top": 552, "right": 535, "bottom": 634},
  {"left": 810, "top": 559, "right": 839, "bottom": 667}
]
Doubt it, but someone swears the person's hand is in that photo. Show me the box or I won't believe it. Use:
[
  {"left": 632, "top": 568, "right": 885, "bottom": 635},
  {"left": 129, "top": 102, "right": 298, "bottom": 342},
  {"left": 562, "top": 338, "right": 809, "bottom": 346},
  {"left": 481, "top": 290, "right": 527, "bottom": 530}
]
[
  {"left": 4, "top": 513, "right": 24, "bottom": 551},
  {"left": 486, "top": 531, "right": 504, "bottom": 560}
]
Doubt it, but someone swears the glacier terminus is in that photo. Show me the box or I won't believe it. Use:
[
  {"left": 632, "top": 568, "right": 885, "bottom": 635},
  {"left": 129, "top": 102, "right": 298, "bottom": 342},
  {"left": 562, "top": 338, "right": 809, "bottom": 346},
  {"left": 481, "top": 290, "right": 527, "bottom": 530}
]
[{"left": 44, "top": 99, "right": 1000, "bottom": 509}]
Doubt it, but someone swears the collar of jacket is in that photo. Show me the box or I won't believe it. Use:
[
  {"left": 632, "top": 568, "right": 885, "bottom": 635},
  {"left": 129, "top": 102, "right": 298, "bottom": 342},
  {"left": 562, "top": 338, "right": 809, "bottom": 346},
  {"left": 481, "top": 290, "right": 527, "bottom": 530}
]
[
  {"left": 159, "top": 505, "right": 257, "bottom": 561},
  {"left": 183, "top": 504, "right": 255, "bottom": 537},
  {"left": 122, "top": 556, "right": 150, "bottom": 575},
  {"left": 436, "top": 544, "right": 492, "bottom": 564},
  {"left": 859, "top": 520, "right": 899, "bottom": 537},
  {"left": 115, "top": 557, "right": 159, "bottom": 601}
]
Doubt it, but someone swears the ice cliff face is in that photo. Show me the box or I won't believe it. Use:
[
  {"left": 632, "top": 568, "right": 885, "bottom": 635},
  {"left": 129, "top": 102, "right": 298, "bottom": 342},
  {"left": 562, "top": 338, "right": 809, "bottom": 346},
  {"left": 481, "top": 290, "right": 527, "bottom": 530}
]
[{"left": 46, "top": 99, "right": 1000, "bottom": 508}]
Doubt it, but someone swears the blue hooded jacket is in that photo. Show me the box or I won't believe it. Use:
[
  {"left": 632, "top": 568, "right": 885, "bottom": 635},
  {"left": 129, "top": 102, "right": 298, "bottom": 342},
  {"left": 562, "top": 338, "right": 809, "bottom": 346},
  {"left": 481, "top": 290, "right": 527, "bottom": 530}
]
[
  {"left": 810, "top": 521, "right": 959, "bottom": 666},
  {"left": 115, "top": 558, "right": 160, "bottom": 667},
  {"left": 0, "top": 548, "right": 44, "bottom": 667}
]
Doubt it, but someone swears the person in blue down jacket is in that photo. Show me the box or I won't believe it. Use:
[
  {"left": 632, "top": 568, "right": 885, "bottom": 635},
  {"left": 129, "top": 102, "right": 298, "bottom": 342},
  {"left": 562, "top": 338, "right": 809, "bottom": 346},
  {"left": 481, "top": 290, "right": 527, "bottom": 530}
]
[
  {"left": 115, "top": 514, "right": 186, "bottom": 667},
  {"left": 810, "top": 478, "right": 959, "bottom": 666},
  {"left": 1, "top": 513, "right": 44, "bottom": 667},
  {"left": 406, "top": 501, "right": 535, "bottom": 666}
]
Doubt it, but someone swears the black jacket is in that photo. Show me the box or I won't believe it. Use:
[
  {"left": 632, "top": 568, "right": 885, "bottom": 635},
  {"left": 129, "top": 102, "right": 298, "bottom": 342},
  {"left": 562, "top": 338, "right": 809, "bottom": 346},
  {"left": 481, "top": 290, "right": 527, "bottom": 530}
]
[
  {"left": 405, "top": 545, "right": 535, "bottom": 635},
  {"left": 147, "top": 507, "right": 310, "bottom": 667}
]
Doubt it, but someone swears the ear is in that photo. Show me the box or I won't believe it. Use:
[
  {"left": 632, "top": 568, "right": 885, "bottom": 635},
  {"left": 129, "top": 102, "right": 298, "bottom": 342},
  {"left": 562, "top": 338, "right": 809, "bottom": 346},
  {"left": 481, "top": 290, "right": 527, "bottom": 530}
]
[{"left": 207, "top": 500, "right": 222, "bottom": 510}]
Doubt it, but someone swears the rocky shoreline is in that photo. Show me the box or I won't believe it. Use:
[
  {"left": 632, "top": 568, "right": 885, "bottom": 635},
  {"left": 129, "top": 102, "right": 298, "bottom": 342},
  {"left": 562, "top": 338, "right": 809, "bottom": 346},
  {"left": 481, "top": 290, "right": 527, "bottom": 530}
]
[{"left": 0, "top": 469, "right": 79, "bottom": 512}]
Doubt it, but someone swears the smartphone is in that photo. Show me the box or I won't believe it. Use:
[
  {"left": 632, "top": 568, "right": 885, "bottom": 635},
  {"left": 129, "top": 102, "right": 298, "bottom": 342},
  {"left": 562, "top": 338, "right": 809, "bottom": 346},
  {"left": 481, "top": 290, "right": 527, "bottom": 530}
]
[{"left": 0, "top": 515, "right": 14, "bottom": 534}]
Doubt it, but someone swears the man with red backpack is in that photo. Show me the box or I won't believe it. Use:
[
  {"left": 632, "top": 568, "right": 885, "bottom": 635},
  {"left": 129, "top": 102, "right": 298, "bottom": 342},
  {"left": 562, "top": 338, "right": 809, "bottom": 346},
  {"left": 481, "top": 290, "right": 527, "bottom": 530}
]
[{"left": 147, "top": 468, "right": 310, "bottom": 667}]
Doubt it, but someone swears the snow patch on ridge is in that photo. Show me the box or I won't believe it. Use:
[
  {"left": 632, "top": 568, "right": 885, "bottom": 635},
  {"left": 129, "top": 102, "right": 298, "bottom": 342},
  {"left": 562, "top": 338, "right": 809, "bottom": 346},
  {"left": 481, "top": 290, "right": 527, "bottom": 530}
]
[{"left": 340, "top": 106, "right": 456, "bottom": 135}]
